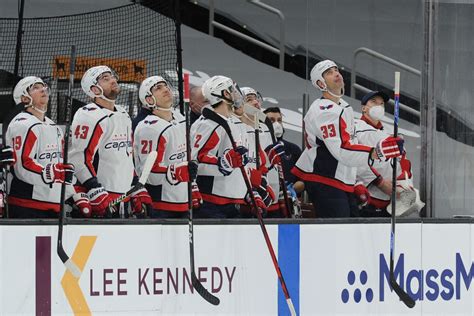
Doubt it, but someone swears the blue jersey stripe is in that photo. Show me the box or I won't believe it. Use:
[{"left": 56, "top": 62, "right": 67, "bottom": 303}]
[{"left": 278, "top": 224, "right": 300, "bottom": 315}]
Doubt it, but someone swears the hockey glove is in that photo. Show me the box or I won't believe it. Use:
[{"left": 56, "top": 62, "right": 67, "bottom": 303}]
[
  {"left": 286, "top": 182, "right": 298, "bottom": 200},
  {"left": 191, "top": 182, "right": 203, "bottom": 209},
  {"left": 166, "top": 160, "right": 198, "bottom": 185},
  {"left": 130, "top": 187, "right": 153, "bottom": 215},
  {"left": 217, "top": 146, "right": 249, "bottom": 176},
  {"left": 87, "top": 186, "right": 112, "bottom": 217},
  {"left": 248, "top": 168, "right": 263, "bottom": 188},
  {"left": 0, "top": 145, "right": 14, "bottom": 166},
  {"left": 354, "top": 183, "right": 370, "bottom": 207},
  {"left": 72, "top": 192, "right": 92, "bottom": 218},
  {"left": 265, "top": 141, "right": 285, "bottom": 167},
  {"left": 373, "top": 136, "right": 404, "bottom": 160},
  {"left": 42, "top": 163, "right": 75, "bottom": 185}
]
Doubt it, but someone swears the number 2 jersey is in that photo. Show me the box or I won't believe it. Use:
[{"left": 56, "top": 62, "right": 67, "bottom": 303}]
[
  {"left": 68, "top": 102, "right": 134, "bottom": 195},
  {"left": 292, "top": 98, "right": 373, "bottom": 192},
  {"left": 133, "top": 109, "right": 188, "bottom": 212},
  {"left": 191, "top": 113, "right": 248, "bottom": 205},
  {"left": 6, "top": 111, "right": 75, "bottom": 211}
]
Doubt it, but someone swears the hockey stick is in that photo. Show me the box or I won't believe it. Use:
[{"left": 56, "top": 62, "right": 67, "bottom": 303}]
[
  {"left": 183, "top": 74, "right": 220, "bottom": 305},
  {"left": 202, "top": 107, "right": 296, "bottom": 315},
  {"left": 390, "top": 72, "right": 415, "bottom": 308},
  {"left": 108, "top": 151, "right": 157, "bottom": 208},
  {"left": 244, "top": 104, "right": 292, "bottom": 218},
  {"left": 57, "top": 45, "right": 80, "bottom": 278}
]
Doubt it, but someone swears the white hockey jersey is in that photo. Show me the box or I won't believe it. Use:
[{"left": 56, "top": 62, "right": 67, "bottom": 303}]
[
  {"left": 293, "top": 98, "right": 373, "bottom": 192},
  {"left": 6, "top": 111, "right": 75, "bottom": 211},
  {"left": 133, "top": 110, "right": 188, "bottom": 212},
  {"left": 191, "top": 112, "right": 247, "bottom": 205},
  {"left": 69, "top": 103, "right": 134, "bottom": 195},
  {"left": 354, "top": 118, "right": 405, "bottom": 207},
  {"left": 238, "top": 117, "right": 280, "bottom": 210}
]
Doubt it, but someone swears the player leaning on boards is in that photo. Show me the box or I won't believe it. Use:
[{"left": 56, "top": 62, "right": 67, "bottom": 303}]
[
  {"left": 292, "top": 60, "right": 405, "bottom": 218},
  {"left": 133, "top": 75, "right": 200, "bottom": 218},
  {"left": 191, "top": 75, "right": 260, "bottom": 218},
  {"left": 6, "top": 76, "right": 91, "bottom": 218},
  {"left": 69, "top": 66, "right": 152, "bottom": 218}
]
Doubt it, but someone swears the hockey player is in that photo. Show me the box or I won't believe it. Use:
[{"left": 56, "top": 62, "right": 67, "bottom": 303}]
[
  {"left": 292, "top": 60, "right": 405, "bottom": 218},
  {"left": 238, "top": 87, "right": 282, "bottom": 217},
  {"left": 133, "top": 75, "right": 199, "bottom": 218},
  {"left": 70, "top": 66, "right": 151, "bottom": 217},
  {"left": 192, "top": 76, "right": 267, "bottom": 218},
  {"left": 353, "top": 90, "right": 414, "bottom": 216},
  {"left": 6, "top": 76, "right": 91, "bottom": 218}
]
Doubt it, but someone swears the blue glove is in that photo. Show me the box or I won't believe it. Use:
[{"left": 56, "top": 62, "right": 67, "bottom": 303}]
[{"left": 286, "top": 182, "right": 297, "bottom": 200}]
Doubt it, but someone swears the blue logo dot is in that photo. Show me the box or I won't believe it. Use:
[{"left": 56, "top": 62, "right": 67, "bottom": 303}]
[
  {"left": 348, "top": 271, "right": 355, "bottom": 285},
  {"left": 341, "top": 289, "right": 349, "bottom": 303},
  {"left": 360, "top": 270, "right": 368, "bottom": 285},
  {"left": 354, "top": 289, "right": 362, "bottom": 303},
  {"left": 366, "top": 288, "right": 374, "bottom": 302}
]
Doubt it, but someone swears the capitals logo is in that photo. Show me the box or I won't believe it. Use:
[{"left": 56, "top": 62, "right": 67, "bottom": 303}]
[{"left": 341, "top": 253, "right": 474, "bottom": 304}]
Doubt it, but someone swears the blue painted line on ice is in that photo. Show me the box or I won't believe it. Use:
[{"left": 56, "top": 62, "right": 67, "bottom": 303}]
[{"left": 278, "top": 224, "right": 300, "bottom": 315}]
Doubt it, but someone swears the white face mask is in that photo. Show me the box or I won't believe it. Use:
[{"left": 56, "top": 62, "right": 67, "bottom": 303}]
[
  {"left": 273, "top": 122, "right": 284, "bottom": 138},
  {"left": 368, "top": 105, "right": 384, "bottom": 121}
]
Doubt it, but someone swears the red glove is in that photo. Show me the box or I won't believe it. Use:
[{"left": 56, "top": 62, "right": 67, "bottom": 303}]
[
  {"left": 218, "top": 146, "right": 249, "bottom": 176},
  {"left": 87, "top": 187, "right": 112, "bottom": 217},
  {"left": 374, "top": 136, "right": 404, "bottom": 160},
  {"left": 265, "top": 141, "right": 285, "bottom": 166},
  {"left": 42, "top": 163, "right": 75, "bottom": 184},
  {"left": 248, "top": 168, "right": 263, "bottom": 187},
  {"left": 397, "top": 154, "right": 413, "bottom": 180},
  {"left": 72, "top": 192, "right": 92, "bottom": 218},
  {"left": 166, "top": 161, "right": 198, "bottom": 185},
  {"left": 354, "top": 183, "right": 370, "bottom": 206},
  {"left": 246, "top": 189, "right": 267, "bottom": 210},
  {"left": 130, "top": 187, "right": 153, "bottom": 215},
  {"left": 191, "top": 182, "right": 202, "bottom": 209}
]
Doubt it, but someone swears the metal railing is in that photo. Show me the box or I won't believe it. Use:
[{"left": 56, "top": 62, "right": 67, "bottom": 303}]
[
  {"left": 208, "top": 0, "right": 285, "bottom": 70},
  {"left": 351, "top": 47, "right": 421, "bottom": 118}
]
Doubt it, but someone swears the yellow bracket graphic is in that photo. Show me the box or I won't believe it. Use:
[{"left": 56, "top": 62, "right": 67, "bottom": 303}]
[{"left": 61, "top": 236, "right": 97, "bottom": 315}]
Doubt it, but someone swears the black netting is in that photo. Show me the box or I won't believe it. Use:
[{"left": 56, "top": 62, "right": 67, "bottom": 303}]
[{"left": 0, "top": 1, "right": 179, "bottom": 124}]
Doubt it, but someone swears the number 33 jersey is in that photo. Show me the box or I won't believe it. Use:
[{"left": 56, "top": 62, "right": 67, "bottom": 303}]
[
  {"left": 69, "top": 103, "right": 134, "bottom": 194},
  {"left": 292, "top": 98, "right": 372, "bottom": 192},
  {"left": 133, "top": 110, "right": 188, "bottom": 211}
]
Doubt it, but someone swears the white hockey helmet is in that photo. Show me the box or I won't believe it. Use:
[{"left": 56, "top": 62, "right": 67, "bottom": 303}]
[
  {"left": 310, "top": 59, "right": 338, "bottom": 91},
  {"left": 139, "top": 75, "right": 169, "bottom": 109},
  {"left": 241, "top": 87, "right": 263, "bottom": 104},
  {"left": 202, "top": 75, "right": 243, "bottom": 108},
  {"left": 13, "top": 76, "right": 48, "bottom": 106},
  {"left": 81, "top": 65, "right": 118, "bottom": 99}
]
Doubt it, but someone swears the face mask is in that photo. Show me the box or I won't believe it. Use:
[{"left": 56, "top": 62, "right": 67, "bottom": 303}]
[
  {"left": 273, "top": 122, "right": 284, "bottom": 138},
  {"left": 368, "top": 105, "right": 384, "bottom": 121}
]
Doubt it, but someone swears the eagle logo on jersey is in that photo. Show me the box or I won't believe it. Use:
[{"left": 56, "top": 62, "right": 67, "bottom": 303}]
[
  {"left": 144, "top": 119, "right": 159, "bottom": 125},
  {"left": 82, "top": 106, "right": 97, "bottom": 111},
  {"left": 320, "top": 104, "right": 333, "bottom": 110}
]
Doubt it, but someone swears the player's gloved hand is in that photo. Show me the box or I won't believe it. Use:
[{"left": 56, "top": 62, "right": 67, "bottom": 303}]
[
  {"left": 218, "top": 146, "right": 249, "bottom": 176},
  {"left": 373, "top": 136, "right": 404, "bottom": 160},
  {"left": 166, "top": 160, "right": 198, "bottom": 185},
  {"left": 72, "top": 192, "right": 92, "bottom": 218},
  {"left": 42, "top": 163, "right": 75, "bottom": 185},
  {"left": 265, "top": 141, "right": 285, "bottom": 167},
  {"left": 87, "top": 186, "right": 112, "bottom": 217},
  {"left": 354, "top": 183, "right": 370, "bottom": 206},
  {"left": 245, "top": 189, "right": 267, "bottom": 213},
  {"left": 248, "top": 168, "right": 263, "bottom": 187},
  {"left": 130, "top": 187, "right": 153, "bottom": 215},
  {"left": 191, "top": 182, "right": 202, "bottom": 209},
  {"left": 286, "top": 182, "right": 298, "bottom": 200},
  {"left": 0, "top": 145, "right": 15, "bottom": 166}
]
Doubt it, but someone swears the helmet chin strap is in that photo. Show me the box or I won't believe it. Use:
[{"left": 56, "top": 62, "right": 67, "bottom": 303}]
[
  {"left": 148, "top": 96, "right": 172, "bottom": 112},
  {"left": 24, "top": 96, "right": 47, "bottom": 114},
  {"left": 320, "top": 81, "right": 345, "bottom": 98},
  {"left": 96, "top": 86, "right": 116, "bottom": 104}
]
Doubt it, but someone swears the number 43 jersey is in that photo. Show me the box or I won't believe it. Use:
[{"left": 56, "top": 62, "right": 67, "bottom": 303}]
[
  {"left": 69, "top": 102, "right": 134, "bottom": 194},
  {"left": 292, "top": 98, "right": 372, "bottom": 192},
  {"left": 133, "top": 110, "right": 188, "bottom": 212}
]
